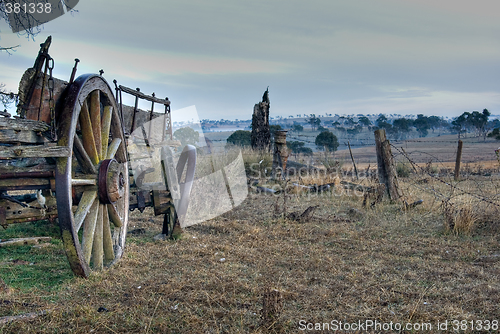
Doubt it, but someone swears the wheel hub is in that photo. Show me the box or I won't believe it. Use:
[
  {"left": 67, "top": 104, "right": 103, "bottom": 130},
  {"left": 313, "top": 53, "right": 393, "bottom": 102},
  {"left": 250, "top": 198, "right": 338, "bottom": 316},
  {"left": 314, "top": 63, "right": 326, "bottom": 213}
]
[{"left": 98, "top": 159, "right": 125, "bottom": 204}]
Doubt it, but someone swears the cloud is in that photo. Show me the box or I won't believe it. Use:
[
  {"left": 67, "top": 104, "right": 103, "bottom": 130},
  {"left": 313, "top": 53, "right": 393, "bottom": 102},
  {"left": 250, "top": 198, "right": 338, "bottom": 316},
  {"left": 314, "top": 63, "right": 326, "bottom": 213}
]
[
  {"left": 323, "top": 90, "right": 500, "bottom": 117},
  {"left": 2, "top": 0, "right": 500, "bottom": 120},
  {"left": 48, "top": 38, "right": 292, "bottom": 78}
]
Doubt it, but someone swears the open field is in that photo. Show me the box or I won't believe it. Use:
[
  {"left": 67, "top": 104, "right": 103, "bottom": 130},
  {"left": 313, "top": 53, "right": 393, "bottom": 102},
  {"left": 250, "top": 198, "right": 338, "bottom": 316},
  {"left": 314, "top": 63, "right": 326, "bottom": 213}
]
[
  {"left": 207, "top": 130, "right": 500, "bottom": 173},
  {"left": 1, "top": 165, "right": 500, "bottom": 333},
  {"left": 336, "top": 134, "right": 500, "bottom": 166}
]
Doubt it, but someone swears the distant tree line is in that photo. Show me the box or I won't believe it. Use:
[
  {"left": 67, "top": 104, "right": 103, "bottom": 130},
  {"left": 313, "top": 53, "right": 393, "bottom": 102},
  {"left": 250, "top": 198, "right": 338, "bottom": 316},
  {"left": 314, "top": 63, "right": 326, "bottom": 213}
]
[
  {"left": 451, "top": 109, "right": 491, "bottom": 140},
  {"left": 226, "top": 109, "right": 500, "bottom": 153},
  {"left": 374, "top": 114, "right": 449, "bottom": 139}
]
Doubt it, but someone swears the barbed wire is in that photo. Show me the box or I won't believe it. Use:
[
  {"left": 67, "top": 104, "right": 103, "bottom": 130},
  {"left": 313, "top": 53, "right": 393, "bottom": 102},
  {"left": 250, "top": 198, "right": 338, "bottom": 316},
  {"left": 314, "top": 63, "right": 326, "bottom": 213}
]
[
  {"left": 392, "top": 139, "right": 461, "bottom": 144},
  {"left": 287, "top": 135, "right": 375, "bottom": 146},
  {"left": 390, "top": 143, "right": 500, "bottom": 208},
  {"left": 392, "top": 149, "right": 457, "bottom": 166}
]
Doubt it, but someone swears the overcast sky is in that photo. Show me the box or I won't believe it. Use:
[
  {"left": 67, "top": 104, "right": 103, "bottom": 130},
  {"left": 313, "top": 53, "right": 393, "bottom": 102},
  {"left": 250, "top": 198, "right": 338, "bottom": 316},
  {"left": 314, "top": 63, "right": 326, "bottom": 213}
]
[{"left": 1, "top": 0, "right": 500, "bottom": 121}]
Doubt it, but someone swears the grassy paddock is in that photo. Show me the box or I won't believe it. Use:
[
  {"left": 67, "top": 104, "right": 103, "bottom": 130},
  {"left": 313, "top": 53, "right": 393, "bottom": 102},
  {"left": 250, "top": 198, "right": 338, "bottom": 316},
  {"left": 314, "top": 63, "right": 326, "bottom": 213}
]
[{"left": 1, "top": 150, "right": 500, "bottom": 333}]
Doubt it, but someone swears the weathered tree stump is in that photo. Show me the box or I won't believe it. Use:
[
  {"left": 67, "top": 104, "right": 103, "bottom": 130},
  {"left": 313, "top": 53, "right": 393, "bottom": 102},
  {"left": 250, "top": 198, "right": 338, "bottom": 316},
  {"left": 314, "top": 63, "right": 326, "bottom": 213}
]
[{"left": 251, "top": 88, "right": 271, "bottom": 150}]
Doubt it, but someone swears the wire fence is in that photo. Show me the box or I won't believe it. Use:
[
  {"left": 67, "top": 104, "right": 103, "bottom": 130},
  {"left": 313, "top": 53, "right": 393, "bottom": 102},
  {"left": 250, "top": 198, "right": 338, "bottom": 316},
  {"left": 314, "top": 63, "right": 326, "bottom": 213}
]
[
  {"left": 284, "top": 133, "right": 500, "bottom": 213},
  {"left": 389, "top": 143, "right": 500, "bottom": 208},
  {"left": 206, "top": 129, "right": 500, "bottom": 217}
]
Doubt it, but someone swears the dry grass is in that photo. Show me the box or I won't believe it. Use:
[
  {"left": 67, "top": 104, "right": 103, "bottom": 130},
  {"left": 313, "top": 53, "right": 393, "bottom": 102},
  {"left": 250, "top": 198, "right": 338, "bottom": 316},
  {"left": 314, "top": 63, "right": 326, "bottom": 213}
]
[
  {"left": 442, "top": 201, "right": 478, "bottom": 235},
  {"left": 2, "top": 161, "right": 500, "bottom": 333}
]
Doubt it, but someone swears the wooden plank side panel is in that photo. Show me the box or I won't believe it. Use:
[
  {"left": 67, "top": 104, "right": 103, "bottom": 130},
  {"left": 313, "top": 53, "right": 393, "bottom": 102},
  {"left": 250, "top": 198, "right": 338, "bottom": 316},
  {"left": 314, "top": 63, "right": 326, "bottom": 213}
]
[
  {"left": 0, "top": 129, "right": 48, "bottom": 144},
  {"left": 0, "top": 178, "right": 50, "bottom": 191},
  {"left": 0, "top": 118, "right": 50, "bottom": 132},
  {"left": 0, "top": 145, "right": 70, "bottom": 159}
]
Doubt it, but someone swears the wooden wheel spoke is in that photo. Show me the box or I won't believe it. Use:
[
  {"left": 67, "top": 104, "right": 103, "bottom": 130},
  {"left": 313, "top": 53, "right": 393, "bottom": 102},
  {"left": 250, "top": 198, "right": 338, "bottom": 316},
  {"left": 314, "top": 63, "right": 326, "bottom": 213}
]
[
  {"left": 92, "top": 204, "right": 104, "bottom": 270},
  {"left": 90, "top": 91, "right": 102, "bottom": 160},
  {"left": 74, "top": 190, "right": 97, "bottom": 232},
  {"left": 103, "top": 205, "right": 115, "bottom": 263},
  {"left": 101, "top": 106, "right": 113, "bottom": 160},
  {"left": 107, "top": 202, "right": 123, "bottom": 227},
  {"left": 79, "top": 101, "right": 100, "bottom": 165},
  {"left": 81, "top": 199, "right": 99, "bottom": 264},
  {"left": 74, "top": 135, "right": 97, "bottom": 174},
  {"left": 106, "top": 138, "right": 122, "bottom": 159}
]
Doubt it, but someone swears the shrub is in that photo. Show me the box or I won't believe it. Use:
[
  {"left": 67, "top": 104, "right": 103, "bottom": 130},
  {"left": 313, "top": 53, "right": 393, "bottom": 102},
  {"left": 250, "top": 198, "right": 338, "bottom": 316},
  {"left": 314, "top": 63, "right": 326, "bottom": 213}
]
[
  {"left": 315, "top": 131, "right": 339, "bottom": 152},
  {"left": 174, "top": 127, "right": 200, "bottom": 147},
  {"left": 226, "top": 130, "right": 251, "bottom": 147},
  {"left": 396, "top": 162, "right": 411, "bottom": 177}
]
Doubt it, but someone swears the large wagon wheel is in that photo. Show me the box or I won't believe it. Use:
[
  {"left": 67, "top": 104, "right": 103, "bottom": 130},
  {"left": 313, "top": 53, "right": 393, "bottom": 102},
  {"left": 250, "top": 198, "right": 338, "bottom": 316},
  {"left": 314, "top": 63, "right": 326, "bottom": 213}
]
[{"left": 55, "top": 74, "right": 129, "bottom": 278}]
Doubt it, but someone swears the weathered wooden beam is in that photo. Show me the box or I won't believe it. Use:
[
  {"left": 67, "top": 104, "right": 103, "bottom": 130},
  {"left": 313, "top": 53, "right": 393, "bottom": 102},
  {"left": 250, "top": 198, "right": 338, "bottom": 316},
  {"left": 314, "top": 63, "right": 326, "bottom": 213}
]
[
  {"left": 0, "top": 170, "right": 53, "bottom": 180},
  {"left": 0, "top": 237, "right": 52, "bottom": 247},
  {"left": 0, "top": 129, "right": 47, "bottom": 144},
  {"left": 0, "top": 162, "right": 53, "bottom": 174},
  {"left": 0, "top": 178, "right": 52, "bottom": 191},
  {"left": 0, "top": 145, "right": 70, "bottom": 159},
  {"left": 0, "top": 196, "right": 56, "bottom": 222},
  {"left": 119, "top": 85, "right": 170, "bottom": 105},
  {"left": 0, "top": 118, "right": 50, "bottom": 132}
]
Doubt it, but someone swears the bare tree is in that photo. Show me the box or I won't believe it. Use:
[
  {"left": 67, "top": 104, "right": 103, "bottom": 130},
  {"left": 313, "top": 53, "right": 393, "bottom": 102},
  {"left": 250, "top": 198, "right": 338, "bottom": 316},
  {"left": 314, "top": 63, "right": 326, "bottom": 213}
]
[
  {"left": 0, "top": 1, "right": 78, "bottom": 109},
  {"left": 1, "top": 0, "right": 78, "bottom": 50},
  {"left": 0, "top": 83, "right": 17, "bottom": 108},
  {"left": 0, "top": 1, "right": 43, "bottom": 51},
  {"left": 0, "top": 0, "right": 41, "bottom": 109}
]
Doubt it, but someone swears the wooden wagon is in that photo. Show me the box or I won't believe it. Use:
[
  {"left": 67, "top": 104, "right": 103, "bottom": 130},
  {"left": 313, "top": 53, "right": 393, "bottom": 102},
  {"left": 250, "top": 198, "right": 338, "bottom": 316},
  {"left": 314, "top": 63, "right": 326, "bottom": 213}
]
[{"left": 0, "top": 37, "right": 195, "bottom": 278}]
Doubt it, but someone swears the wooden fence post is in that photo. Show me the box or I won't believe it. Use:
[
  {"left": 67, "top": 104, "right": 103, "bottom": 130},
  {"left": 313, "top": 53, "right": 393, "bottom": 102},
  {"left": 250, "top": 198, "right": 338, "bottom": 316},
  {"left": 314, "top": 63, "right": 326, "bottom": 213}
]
[
  {"left": 347, "top": 141, "right": 359, "bottom": 180},
  {"left": 374, "top": 129, "right": 387, "bottom": 186},
  {"left": 271, "top": 130, "right": 288, "bottom": 180},
  {"left": 374, "top": 129, "right": 401, "bottom": 201},
  {"left": 454, "top": 140, "right": 463, "bottom": 181}
]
